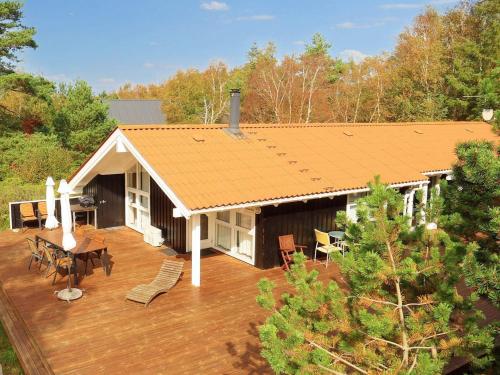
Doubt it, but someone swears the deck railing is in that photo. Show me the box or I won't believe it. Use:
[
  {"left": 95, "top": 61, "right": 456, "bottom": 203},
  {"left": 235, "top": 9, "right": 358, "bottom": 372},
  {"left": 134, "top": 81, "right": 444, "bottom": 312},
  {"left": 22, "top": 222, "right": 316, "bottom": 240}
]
[{"left": 8, "top": 196, "right": 81, "bottom": 230}]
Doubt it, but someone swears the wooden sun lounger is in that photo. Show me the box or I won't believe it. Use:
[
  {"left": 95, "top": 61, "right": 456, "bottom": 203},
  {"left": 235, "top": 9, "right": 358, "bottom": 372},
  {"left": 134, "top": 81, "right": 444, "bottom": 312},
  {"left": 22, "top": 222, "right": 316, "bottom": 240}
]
[{"left": 126, "top": 260, "right": 184, "bottom": 307}]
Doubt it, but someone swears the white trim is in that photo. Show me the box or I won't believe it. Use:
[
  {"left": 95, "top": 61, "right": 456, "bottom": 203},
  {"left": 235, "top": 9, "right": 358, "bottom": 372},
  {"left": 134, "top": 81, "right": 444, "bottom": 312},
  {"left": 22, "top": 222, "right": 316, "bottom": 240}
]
[
  {"left": 68, "top": 129, "right": 191, "bottom": 218},
  {"left": 188, "top": 180, "right": 430, "bottom": 216},
  {"left": 68, "top": 129, "right": 121, "bottom": 192},
  {"left": 9, "top": 202, "right": 13, "bottom": 230},
  {"left": 117, "top": 130, "right": 191, "bottom": 218},
  {"left": 191, "top": 214, "right": 201, "bottom": 287},
  {"left": 422, "top": 170, "right": 451, "bottom": 176}
]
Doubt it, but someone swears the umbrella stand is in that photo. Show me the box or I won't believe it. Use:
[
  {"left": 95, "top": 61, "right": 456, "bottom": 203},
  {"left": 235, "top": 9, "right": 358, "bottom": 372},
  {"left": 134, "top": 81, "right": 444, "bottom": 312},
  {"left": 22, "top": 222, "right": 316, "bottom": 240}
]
[{"left": 56, "top": 259, "right": 83, "bottom": 302}]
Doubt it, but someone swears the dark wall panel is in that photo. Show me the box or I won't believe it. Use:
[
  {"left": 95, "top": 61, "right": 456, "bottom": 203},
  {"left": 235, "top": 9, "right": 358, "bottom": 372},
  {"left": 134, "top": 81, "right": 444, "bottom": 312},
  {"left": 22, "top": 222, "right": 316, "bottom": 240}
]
[
  {"left": 150, "top": 178, "right": 187, "bottom": 252},
  {"left": 83, "top": 174, "right": 125, "bottom": 228},
  {"left": 255, "top": 195, "right": 347, "bottom": 269}
]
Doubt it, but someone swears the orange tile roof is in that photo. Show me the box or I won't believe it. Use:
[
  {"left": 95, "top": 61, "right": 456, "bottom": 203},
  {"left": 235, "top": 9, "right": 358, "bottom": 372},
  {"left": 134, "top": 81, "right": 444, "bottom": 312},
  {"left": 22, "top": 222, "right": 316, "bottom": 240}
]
[{"left": 119, "top": 122, "right": 498, "bottom": 211}]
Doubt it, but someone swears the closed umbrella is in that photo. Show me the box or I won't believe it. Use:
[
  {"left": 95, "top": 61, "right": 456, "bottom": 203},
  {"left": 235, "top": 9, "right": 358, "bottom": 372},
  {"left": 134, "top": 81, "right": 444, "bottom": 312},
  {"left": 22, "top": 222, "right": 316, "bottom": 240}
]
[
  {"left": 44, "top": 177, "right": 59, "bottom": 229},
  {"left": 56, "top": 179, "right": 82, "bottom": 301}
]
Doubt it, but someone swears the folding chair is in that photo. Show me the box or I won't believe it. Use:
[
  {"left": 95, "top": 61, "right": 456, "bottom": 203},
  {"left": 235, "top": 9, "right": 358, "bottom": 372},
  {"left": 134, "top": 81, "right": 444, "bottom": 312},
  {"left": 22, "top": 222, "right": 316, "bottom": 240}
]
[{"left": 278, "top": 234, "right": 307, "bottom": 271}]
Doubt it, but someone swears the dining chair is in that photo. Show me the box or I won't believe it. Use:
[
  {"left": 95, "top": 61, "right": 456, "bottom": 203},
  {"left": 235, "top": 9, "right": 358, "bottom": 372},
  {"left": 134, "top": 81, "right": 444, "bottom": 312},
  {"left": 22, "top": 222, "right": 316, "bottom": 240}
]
[
  {"left": 313, "top": 229, "right": 341, "bottom": 268},
  {"left": 278, "top": 234, "right": 307, "bottom": 271},
  {"left": 27, "top": 238, "right": 43, "bottom": 270},
  {"left": 20, "top": 203, "right": 39, "bottom": 232},
  {"left": 40, "top": 243, "right": 57, "bottom": 278},
  {"left": 52, "top": 249, "right": 74, "bottom": 285},
  {"left": 37, "top": 201, "right": 49, "bottom": 228},
  {"left": 81, "top": 233, "right": 105, "bottom": 275}
]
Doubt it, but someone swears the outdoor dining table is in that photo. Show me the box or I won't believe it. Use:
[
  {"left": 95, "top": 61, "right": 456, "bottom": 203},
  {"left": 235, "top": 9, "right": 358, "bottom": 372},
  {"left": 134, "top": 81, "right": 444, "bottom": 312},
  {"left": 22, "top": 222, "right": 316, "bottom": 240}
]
[
  {"left": 328, "top": 231, "right": 345, "bottom": 241},
  {"left": 35, "top": 229, "right": 110, "bottom": 286}
]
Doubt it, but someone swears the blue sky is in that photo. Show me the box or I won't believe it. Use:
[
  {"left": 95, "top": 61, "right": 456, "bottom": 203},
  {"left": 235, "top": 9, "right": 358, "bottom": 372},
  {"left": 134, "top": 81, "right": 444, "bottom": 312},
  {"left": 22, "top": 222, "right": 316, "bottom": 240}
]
[{"left": 19, "top": 0, "right": 459, "bottom": 92}]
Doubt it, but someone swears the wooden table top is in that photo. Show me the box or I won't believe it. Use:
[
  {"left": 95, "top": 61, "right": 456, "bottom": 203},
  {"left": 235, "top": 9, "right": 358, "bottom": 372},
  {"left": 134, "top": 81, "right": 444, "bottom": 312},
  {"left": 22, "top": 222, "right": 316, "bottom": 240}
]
[
  {"left": 70, "top": 204, "right": 97, "bottom": 213},
  {"left": 36, "top": 229, "right": 106, "bottom": 255}
]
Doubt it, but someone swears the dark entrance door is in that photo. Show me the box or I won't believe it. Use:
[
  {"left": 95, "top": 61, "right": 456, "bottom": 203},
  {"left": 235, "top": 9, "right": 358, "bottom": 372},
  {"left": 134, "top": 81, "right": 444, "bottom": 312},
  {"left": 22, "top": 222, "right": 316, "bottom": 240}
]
[{"left": 96, "top": 174, "right": 125, "bottom": 228}]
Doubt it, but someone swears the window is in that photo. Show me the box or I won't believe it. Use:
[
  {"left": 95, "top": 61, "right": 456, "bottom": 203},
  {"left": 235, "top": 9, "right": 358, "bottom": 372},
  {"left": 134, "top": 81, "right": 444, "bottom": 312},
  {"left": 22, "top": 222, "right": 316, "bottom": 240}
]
[
  {"left": 139, "top": 164, "right": 149, "bottom": 191},
  {"left": 236, "top": 212, "right": 251, "bottom": 229},
  {"left": 236, "top": 230, "right": 252, "bottom": 257},
  {"left": 214, "top": 209, "right": 255, "bottom": 264},
  {"left": 126, "top": 163, "right": 150, "bottom": 233},
  {"left": 216, "top": 224, "right": 231, "bottom": 250},
  {"left": 216, "top": 211, "right": 230, "bottom": 223},
  {"left": 127, "top": 166, "right": 137, "bottom": 189}
]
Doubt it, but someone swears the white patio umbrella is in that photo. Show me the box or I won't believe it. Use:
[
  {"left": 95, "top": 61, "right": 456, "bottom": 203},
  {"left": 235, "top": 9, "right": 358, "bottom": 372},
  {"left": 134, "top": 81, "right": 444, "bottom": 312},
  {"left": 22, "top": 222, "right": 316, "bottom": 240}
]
[
  {"left": 58, "top": 180, "right": 76, "bottom": 251},
  {"left": 56, "top": 179, "right": 82, "bottom": 301},
  {"left": 44, "top": 177, "right": 59, "bottom": 229}
]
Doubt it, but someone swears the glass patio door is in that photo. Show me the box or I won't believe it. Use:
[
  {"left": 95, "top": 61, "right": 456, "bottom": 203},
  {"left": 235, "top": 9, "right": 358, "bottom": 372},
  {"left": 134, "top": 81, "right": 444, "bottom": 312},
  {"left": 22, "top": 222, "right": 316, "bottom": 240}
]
[
  {"left": 125, "top": 163, "right": 150, "bottom": 233},
  {"left": 214, "top": 209, "right": 255, "bottom": 264}
]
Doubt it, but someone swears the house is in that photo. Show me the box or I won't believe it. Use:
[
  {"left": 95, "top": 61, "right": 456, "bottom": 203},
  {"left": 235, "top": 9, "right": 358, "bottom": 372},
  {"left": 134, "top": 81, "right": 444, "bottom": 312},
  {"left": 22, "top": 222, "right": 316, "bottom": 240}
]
[
  {"left": 62, "top": 92, "right": 499, "bottom": 287},
  {"left": 106, "top": 99, "right": 166, "bottom": 124}
]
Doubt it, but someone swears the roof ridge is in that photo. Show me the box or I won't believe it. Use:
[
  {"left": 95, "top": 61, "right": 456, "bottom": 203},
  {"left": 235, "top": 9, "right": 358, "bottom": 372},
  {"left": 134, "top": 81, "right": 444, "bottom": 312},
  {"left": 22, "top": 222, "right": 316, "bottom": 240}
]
[{"left": 119, "top": 121, "right": 488, "bottom": 131}]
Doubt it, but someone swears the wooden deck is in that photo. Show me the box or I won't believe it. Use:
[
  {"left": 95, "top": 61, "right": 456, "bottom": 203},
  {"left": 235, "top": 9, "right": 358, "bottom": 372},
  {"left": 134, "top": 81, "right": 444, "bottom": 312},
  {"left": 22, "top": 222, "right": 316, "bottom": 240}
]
[{"left": 0, "top": 227, "right": 343, "bottom": 374}]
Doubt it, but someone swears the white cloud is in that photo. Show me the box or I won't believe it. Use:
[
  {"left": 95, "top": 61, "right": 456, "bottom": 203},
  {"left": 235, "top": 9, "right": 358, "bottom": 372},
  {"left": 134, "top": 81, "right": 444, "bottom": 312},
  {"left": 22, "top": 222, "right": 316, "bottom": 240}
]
[
  {"left": 380, "top": 0, "right": 458, "bottom": 9},
  {"left": 44, "top": 73, "right": 71, "bottom": 83},
  {"left": 339, "top": 49, "right": 370, "bottom": 63},
  {"left": 336, "top": 21, "right": 385, "bottom": 29},
  {"left": 293, "top": 40, "right": 305, "bottom": 45},
  {"left": 380, "top": 3, "right": 421, "bottom": 9},
  {"left": 143, "top": 62, "right": 155, "bottom": 69},
  {"left": 200, "top": 1, "right": 229, "bottom": 11},
  {"left": 235, "top": 14, "right": 275, "bottom": 21}
]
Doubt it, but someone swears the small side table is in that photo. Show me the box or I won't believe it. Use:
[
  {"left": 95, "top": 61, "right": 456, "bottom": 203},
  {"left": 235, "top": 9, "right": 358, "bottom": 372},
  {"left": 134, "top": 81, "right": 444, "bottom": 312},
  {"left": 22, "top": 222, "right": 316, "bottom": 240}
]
[{"left": 70, "top": 204, "right": 97, "bottom": 231}]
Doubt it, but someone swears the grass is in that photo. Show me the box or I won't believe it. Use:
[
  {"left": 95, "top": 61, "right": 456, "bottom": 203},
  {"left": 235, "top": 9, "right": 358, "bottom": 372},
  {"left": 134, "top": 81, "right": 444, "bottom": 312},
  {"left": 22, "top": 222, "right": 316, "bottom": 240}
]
[{"left": 0, "top": 322, "right": 23, "bottom": 375}]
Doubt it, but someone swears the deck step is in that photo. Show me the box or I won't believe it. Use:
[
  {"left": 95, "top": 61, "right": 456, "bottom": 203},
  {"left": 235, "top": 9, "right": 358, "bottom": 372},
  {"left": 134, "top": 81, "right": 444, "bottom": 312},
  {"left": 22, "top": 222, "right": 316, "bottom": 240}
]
[{"left": 0, "top": 282, "right": 54, "bottom": 375}]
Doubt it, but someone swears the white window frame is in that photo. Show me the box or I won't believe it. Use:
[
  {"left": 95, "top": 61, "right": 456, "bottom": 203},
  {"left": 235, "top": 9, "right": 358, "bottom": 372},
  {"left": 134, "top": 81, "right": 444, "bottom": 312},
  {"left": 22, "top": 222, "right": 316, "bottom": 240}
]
[
  {"left": 125, "top": 163, "right": 151, "bottom": 234},
  {"left": 214, "top": 208, "right": 256, "bottom": 265}
]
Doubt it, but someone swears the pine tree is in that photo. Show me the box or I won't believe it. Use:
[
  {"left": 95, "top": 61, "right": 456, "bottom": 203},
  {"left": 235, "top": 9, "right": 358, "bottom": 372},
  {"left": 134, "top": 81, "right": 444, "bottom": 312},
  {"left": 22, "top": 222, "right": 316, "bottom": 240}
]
[
  {"left": 441, "top": 140, "right": 500, "bottom": 307},
  {"left": 257, "top": 177, "right": 494, "bottom": 374}
]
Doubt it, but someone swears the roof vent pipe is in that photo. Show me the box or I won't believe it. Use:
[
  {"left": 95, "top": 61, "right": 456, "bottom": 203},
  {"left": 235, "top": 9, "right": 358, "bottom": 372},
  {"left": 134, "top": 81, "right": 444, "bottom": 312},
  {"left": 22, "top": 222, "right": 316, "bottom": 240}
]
[{"left": 225, "top": 89, "right": 244, "bottom": 138}]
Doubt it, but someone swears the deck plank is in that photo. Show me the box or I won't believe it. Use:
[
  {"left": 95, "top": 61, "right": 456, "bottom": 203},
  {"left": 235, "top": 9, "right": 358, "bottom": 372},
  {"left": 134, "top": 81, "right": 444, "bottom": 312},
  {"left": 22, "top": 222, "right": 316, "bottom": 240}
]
[{"left": 0, "top": 227, "right": 342, "bottom": 374}]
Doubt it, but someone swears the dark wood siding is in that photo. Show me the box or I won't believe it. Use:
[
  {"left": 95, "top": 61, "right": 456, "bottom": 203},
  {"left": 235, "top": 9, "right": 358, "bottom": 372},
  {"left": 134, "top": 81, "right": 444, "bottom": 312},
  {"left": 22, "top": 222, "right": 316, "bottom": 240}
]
[
  {"left": 83, "top": 174, "right": 125, "bottom": 228},
  {"left": 9, "top": 198, "right": 80, "bottom": 229},
  {"left": 254, "top": 195, "right": 347, "bottom": 269},
  {"left": 150, "top": 178, "right": 187, "bottom": 252}
]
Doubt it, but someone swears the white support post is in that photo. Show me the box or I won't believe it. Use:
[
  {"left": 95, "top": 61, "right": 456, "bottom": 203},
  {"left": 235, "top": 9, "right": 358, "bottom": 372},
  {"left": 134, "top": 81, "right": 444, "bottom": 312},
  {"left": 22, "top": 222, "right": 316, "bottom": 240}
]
[
  {"left": 420, "top": 185, "right": 428, "bottom": 224},
  {"left": 407, "top": 189, "right": 415, "bottom": 226},
  {"left": 191, "top": 214, "right": 201, "bottom": 287}
]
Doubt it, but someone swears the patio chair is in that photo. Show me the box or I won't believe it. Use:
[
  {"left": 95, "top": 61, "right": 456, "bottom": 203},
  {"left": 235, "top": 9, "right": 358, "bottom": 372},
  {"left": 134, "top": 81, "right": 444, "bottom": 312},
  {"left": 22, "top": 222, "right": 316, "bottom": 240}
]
[
  {"left": 27, "top": 238, "right": 44, "bottom": 270},
  {"left": 40, "top": 243, "right": 56, "bottom": 278},
  {"left": 37, "top": 201, "right": 49, "bottom": 228},
  {"left": 278, "top": 234, "right": 307, "bottom": 271},
  {"left": 80, "top": 233, "right": 105, "bottom": 275},
  {"left": 52, "top": 249, "right": 74, "bottom": 285},
  {"left": 20, "top": 203, "right": 39, "bottom": 231},
  {"left": 126, "top": 260, "right": 184, "bottom": 307},
  {"left": 314, "top": 229, "right": 342, "bottom": 268}
]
